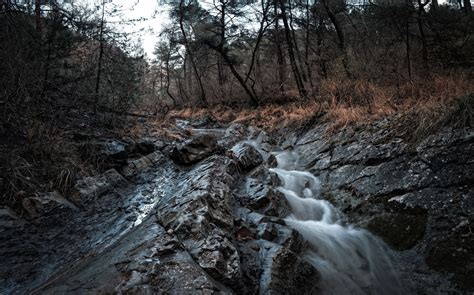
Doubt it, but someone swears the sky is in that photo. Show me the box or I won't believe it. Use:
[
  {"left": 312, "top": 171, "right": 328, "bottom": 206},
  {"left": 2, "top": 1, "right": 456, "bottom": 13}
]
[
  {"left": 111, "top": 0, "right": 171, "bottom": 59},
  {"left": 76, "top": 0, "right": 172, "bottom": 59}
]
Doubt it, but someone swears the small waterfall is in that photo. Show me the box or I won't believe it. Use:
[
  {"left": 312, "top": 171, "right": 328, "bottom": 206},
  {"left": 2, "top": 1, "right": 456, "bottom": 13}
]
[{"left": 269, "top": 151, "right": 406, "bottom": 295}]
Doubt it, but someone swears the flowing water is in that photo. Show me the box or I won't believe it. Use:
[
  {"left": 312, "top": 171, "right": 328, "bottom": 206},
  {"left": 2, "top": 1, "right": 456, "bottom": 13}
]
[{"left": 269, "top": 150, "right": 407, "bottom": 295}]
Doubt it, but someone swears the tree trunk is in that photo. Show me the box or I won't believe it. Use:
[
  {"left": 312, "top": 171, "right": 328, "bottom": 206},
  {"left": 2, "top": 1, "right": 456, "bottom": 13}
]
[
  {"left": 165, "top": 46, "right": 177, "bottom": 107},
  {"left": 178, "top": 0, "right": 207, "bottom": 106},
  {"left": 94, "top": 0, "right": 106, "bottom": 114},
  {"left": 279, "top": 0, "right": 307, "bottom": 98},
  {"left": 463, "top": 0, "right": 472, "bottom": 13},
  {"left": 417, "top": 0, "right": 428, "bottom": 62},
  {"left": 35, "top": 0, "right": 41, "bottom": 32},
  {"left": 321, "top": 0, "right": 352, "bottom": 78},
  {"left": 406, "top": 20, "right": 412, "bottom": 81},
  {"left": 205, "top": 42, "right": 259, "bottom": 105},
  {"left": 274, "top": 0, "right": 286, "bottom": 94}
]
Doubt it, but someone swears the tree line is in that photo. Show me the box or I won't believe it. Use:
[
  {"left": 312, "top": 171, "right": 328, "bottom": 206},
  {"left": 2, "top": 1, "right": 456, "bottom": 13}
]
[{"left": 142, "top": 0, "right": 473, "bottom": 109}]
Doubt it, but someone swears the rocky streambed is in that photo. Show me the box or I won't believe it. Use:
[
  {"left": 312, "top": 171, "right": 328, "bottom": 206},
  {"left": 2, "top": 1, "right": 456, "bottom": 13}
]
[{"left": 0, "top": 117, "right": 472, "bottom": 294}]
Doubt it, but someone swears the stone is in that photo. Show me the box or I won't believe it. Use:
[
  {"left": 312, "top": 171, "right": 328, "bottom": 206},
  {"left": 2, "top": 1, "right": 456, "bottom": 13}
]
[
  {"left": 229, "top": 142, "right": 263, "bottom": 171},
  {"left": 22, "top": 191, "right": 79, "bottom": 219},
  {"left": 242, "top": 178, "right": 291, "bottom": 218},
  {"left": 367, "top": 213, "right": 427, "bottom": 250},
  {"left": 0, "top": 207, "right": 23, "bottom": 229},
  {"left": 258, "top": 241, "right": 320, "bottom": 294},
  {"left": 135, "top": 138, "right": 156, "bottom": 155},
  {"left": 121, "top": 151, "right": 163, "bottom": 178},
  {"left": 170, "top": 134, "right": 218, "bottom": 165},
  {"left": 74, "top": 169, "right": 128, "bottom": 203},
  {"left": 156, "top": 156, "right": 241, "bottom": 283}
]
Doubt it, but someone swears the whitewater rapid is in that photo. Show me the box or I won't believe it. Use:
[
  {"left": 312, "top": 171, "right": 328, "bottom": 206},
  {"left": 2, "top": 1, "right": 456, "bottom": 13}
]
[{"left": 269, "top": 150, "right": 406, "bottom": 295}]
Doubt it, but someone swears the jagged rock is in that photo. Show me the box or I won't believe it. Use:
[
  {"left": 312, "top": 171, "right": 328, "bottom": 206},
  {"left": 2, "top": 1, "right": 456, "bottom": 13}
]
[
  {"left": 229, "top": 142, "right": 263, "bottom": 171},
  {"left": 258, "top": 240, "right": 319, "bottom": 294},
  {"left": 157, "top": 156, "right": 240, "bottom": 283},
  {"left": 74, "top": 169, "right": 128, "bottom": 203},
  {"left": 242, "top": 178, "right": 291, "bottom": 218},
  {"left": 170, "top": 134, "right": 218, "bottom": 165},
  {"left": 295, "top": 120, "right": 474, "bottom": 293},
  {"left": 22, "top": 191, "right": 79, "bottom": 219},
  {"left": 121, "top": 151, "right": 163, "bottom": 178},
  {"left": 426, "top": 220, "right": 474, "bottom": 290}
]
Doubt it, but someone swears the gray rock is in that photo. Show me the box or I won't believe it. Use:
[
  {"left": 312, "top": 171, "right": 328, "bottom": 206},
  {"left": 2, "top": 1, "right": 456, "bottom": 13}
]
[
  {"left": 22, "top": 191, "right": 79, "bottom": 219},
  {"left": 157, "top": 156, "right": 240, "bottom": 283},
  {"left": 121, "top": 151, "right": 163, "bottom": 178},
  {"left": 74, "top": 169, "right": 128, "bottom": 203},
  {"left": 229, "top": 142, "right": 263, "bottom": 171},
  {"left": 170, "top": 134, "right": 218, "bottom": 165}
]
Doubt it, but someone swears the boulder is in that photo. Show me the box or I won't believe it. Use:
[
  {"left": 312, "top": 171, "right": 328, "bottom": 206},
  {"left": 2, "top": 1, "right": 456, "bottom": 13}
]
[
  {"left": 170, "top": 134, "right": 218, "bottom": 165},
  {"left": 367, "top": 213, "right": 427, "bottom": 250},
  {"left": 229, "top": 142, "right": 263, "bottom": 171},
  {"left": 242, "top": 178, "right": 291, "bottom": 218},
  {"left": 121, "top": 151, "right": 163, "bottom": 178}
]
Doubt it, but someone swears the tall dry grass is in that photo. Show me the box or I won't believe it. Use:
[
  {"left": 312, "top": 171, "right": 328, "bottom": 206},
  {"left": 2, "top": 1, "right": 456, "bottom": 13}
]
[{"left": 155, "top": 73, "right": 473, "bottom": 136}]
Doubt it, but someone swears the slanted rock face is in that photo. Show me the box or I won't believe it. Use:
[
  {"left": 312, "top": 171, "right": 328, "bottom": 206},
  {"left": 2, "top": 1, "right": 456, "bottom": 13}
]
[
  {"left": 295, "top": 121, "right": 474, "bottom": 293},
  {"left": 157, "top": 156, "right": 241, "bottom": 284},
  {"left": 170, "top": 134, "right": 218, "bottom": 165},
  {"left": 73, "top": 168, "right": 128, "bottom": 204}
]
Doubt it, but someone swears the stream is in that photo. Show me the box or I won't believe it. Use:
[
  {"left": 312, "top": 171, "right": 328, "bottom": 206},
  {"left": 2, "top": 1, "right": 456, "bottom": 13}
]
[
  {"left": 2, "top": 119, "right": 469, "bottom": 294},
  {"left": 270, "top": 150, "right": 407, "bottom": 294}
]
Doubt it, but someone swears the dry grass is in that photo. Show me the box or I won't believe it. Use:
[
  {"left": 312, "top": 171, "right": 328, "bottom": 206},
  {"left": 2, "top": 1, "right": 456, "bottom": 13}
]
[{"left": 152, "top": 73, "right": 472, "bottom": 137}]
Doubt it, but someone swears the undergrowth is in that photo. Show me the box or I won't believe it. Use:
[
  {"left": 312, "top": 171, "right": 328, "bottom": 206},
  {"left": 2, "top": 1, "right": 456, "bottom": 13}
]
[{"left": 154, "top": 74, "right": 473, "bottom": 140}]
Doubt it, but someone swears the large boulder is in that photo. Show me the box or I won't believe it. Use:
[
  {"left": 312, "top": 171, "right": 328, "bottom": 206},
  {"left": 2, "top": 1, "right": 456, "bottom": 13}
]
[
  {"left": 170, "top": 134, "right": 218, "bottom": 165},
  {"left": 229, "top": 142, "right": 263, "bottom": 171}
]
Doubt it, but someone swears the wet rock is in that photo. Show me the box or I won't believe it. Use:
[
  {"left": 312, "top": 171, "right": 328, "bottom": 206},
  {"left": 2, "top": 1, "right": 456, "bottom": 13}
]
[
  {"left": 258, "top": 241, "right": 320, "bottom": 294},
  {"left": 170, "top": 134, "right": 218, "bottom": 165},
  {"left": 235, "top": 226, "right": 254, "bottom": 242},
  {"left": 136, "top": 138, "right": 156, "bottom": 155},
  {"left": 242, "top": 178, "right": 291, "bottom": 218},
  {"left": 74, "top": 168, "right": 128, "bottom": 203},
  {"left": 294, "top": 119, "right": 474, "bottom": 293},
  {"left": 190, "top": 231, "right": 240, "bottom": 283},
  {"left": 157, "top": 156, "right": 240, "bottom": 283},
  {"left": 121, "top": 151, "right": 163, "bottom": 178},
  {"left": 22, "top": 191, "right": 79, "bottom": 219},
  {"left": 367, "top": 213, "right": 427, "bottom": 250},
  {"left": 425, "top": 221, "right": 474, "bottom": 290},
  {"left": 229, "top": 142, "right": 263, "bottom": 171}
]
